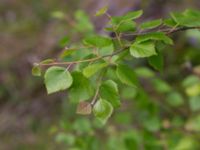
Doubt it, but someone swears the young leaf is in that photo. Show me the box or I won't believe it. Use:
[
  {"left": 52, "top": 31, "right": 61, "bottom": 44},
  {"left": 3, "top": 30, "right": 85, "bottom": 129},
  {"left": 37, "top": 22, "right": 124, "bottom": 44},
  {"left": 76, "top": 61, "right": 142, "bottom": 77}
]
[
  {"left": 116, "top": 64, "right": 139, "bottom": 87},
  {"left": 44, "top": 66, "right": 73, "bottom": 94},
  {"left": 76, "top": 101, "right": 92, "bottom": 115},
  {"left": 69, "top": 72, "right": 94, "bottom": 103},
  {"left": 99, "top": 80, "right": 121, "bottom": 108},
  {"left": 140, "top": 19, "right": 162, "bottom": 30},
  {"left": 135, "top": 32, "right": 173, "bottom": 45},
  {"left": 95, "top": 6, "right": 108, "bottom": 16},
  {"left": 59, "top": 49, "right": 76, "bottom": 59},
  {"left": 122, "top": 10, "right": 143, "bottom": 20},
  {"left": 40, "top": 59, "right": 55, "bottom": 64},
  {"left": 93, "top": 98, "right": 113, "bottom": 124},
  {"left": 83, "top": 62, "right": 108, "bottom": 78},
  {"left": 130, "top": 41, "right": 156, "bottom": 58},
  {"left": 148, "top": 51, "right": 164, "bottom": 71},
  {"left": 32, "top": 64, "right": 41, "bottom": 77},
  {"left": 111, "top": 10, "right": 143, "bottom": 26},
  {"left": 83, "top": 35, "right": 112, "bottom": 48}
]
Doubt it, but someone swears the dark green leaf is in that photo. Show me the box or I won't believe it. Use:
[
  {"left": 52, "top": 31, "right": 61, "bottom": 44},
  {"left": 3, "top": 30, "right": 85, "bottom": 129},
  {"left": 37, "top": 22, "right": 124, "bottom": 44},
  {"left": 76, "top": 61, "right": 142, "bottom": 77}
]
[
  {"left": 148, "top": 51, "right": 164, "bottom": 71},
  {"left": 69, "top": 72, "right": 94, "bottom": 103},
  {"left": 116, "top": 64, "right": 139, "bottom": 87}
]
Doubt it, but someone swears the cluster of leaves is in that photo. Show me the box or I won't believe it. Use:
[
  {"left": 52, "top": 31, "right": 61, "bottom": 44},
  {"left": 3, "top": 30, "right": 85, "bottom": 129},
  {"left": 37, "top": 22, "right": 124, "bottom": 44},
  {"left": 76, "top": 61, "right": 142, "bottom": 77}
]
[{"left": 32, "top": 8, "right": 200, "bottom": 127}]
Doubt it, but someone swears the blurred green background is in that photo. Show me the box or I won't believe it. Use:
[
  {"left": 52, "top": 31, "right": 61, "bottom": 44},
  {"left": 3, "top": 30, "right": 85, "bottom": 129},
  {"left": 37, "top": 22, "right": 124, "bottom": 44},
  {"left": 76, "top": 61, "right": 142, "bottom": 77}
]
[{"left": 1, "top": 0, "right": 200, "bottom": 149}]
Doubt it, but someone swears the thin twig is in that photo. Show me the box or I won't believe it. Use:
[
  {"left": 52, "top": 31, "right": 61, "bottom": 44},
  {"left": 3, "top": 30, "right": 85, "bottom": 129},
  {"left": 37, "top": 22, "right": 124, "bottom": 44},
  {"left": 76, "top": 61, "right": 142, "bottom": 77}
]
[
  {"left": 38, "top": 26, "right": 200, "bottom": 67},
  {"left": 39, "top": 47, "right": 128, "bottom": 67}
]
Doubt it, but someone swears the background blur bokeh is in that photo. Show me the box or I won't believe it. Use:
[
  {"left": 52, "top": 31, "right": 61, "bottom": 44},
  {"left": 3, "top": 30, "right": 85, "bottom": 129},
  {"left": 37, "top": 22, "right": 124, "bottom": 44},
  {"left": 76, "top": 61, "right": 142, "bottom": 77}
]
[{"left": 1, "top": 0, "right": 200, "bottom": 149}]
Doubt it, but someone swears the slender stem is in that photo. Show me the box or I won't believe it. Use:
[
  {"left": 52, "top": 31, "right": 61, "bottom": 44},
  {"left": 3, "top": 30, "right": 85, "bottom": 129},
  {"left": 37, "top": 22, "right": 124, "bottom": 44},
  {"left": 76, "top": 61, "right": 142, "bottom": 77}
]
[
  {"left": 121, "top": 26, "right": 200, "bottom": 37},
  {"left": 90, "top": 70, "right": 106, "bottom": 106},
  {"left": 39, "top": 47, "right": 128, "bottom": 67},
  {"left": 38, "top": 26, "right": 200, "bottom": 67}
]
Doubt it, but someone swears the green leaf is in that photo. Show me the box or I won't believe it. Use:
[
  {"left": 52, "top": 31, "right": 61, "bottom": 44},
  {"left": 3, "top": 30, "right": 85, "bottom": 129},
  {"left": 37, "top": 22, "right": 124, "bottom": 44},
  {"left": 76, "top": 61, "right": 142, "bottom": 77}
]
[
  {"left": 185, "top": 84, "right": 200, "bottom": 97},
  {"left": 59, "top": 36, "right": 70, "bottom": 47},
  {"left": 83, "top": 35, "right": 112, "bottom": 48},
  {"left": 99, "top": 80, "right": 121, "bottom": 108},
  {"left": 69, "top": 72, "right": 94, "bottom": 103},
  {"left": 95, "top": 6, "right": 108, "bottom": 16},
  {"left": 166, "top": 92, "right": 184, "bottom": 107},
  {"left": 135, "top": 67, "right": 155, "bottom": 78},
  {"left": 83, "top": 62, "right": 108, "bottom": 78},
  {"left": 74, "top": 10, "right": 94, "bottom": 33},
  {"left": 130, "top": 41, "right": 156, "bottom": 58},
  {"left": 148, "top": 51, "right": 164, "bottom": 71},
  {"left": 93, "top": 98, "right": 113, "bottom": 124},
  {"left": 40, "top": 59, "right": 55, "bottom": 64},
  {"left": 135, "top": 32, "right": 173, "bottom": 45},
  {"left": 32, "top": 64, "right": 41, "bottom": 77},
  {"left": 121, "top": 10, "right": 143, "bottom": 21},
  {"left": 140, "top": 19, "right": 162, "bottom": 30},
  {"left": 44, "top": 66, "right": 73, "bottom": 94},
  {"left": 171, "top": 9, "right": 200, "bottom": 27},
  {"left": 116, "top": 21, "right": 136, "bottom": 32},
  {"left": 163, "top": 18, "right": 177, "bottom": 27},
  {"left": 116, "top": 64, "right": 139, "bottom": 87},
  {"left": 189, "top": 96, "right": 200, "bottom": 112},
  {"left": 151, "top": 78, "right": 171, "bottom": 93},
  {"left": 59, "top": 49, "right": 76, "bottom": 59},
  {"left": 111, "top": 10, "right": 142, "bottom": 24}
]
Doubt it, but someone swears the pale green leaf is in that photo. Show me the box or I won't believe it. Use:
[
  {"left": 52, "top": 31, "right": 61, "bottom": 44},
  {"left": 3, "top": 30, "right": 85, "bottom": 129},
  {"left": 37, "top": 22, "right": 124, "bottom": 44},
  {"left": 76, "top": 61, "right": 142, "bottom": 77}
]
[
  {"left": 44, "top": 66, "right": 73, "bottom": 94},
  {"left": 135, "top": 32, "right": 173, "bottom": 45},
  {"left": 95, "top": 6, "right": 108, "bottom": 16},
  {"left": 140, "top": 19, "right": 162, "bottom": 30},
  {"left": 99, "top": 80, "right": 121, "bottom": 108},
  {"left": 93, "top": 98, "right": 113, "bottom": 124},
  {"left": 83, "top": 62, "right": 108, "bottom": 78},
  {"left": 130, "top": 41, "right": 156, "bottom": 58}
]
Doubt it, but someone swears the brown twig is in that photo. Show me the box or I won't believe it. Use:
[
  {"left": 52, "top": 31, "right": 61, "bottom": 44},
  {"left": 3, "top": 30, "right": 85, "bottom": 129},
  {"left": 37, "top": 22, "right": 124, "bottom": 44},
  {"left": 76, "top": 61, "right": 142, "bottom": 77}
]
[{"left": 38, "top": 26, "right": 200, "bottom": 67}]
